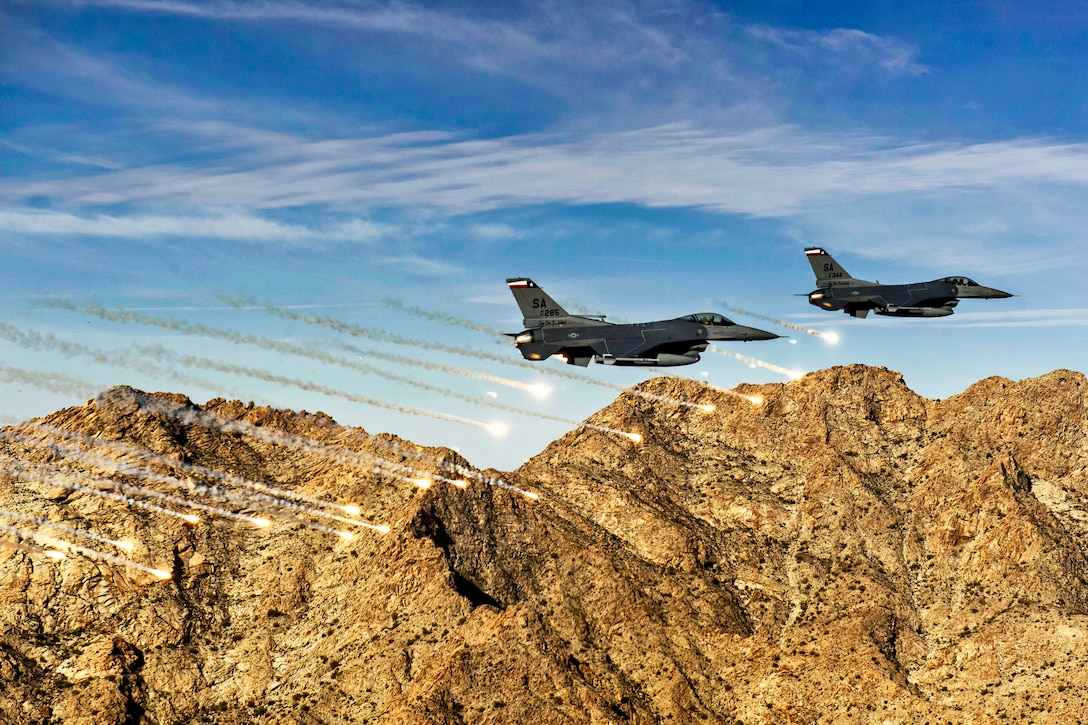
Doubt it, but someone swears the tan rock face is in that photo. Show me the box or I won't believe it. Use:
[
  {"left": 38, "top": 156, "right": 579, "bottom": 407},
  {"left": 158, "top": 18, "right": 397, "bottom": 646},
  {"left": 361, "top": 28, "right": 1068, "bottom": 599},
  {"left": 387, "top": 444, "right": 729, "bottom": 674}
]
[{"left": 1, "top": 365, "right": 1087, "bottom": 724}]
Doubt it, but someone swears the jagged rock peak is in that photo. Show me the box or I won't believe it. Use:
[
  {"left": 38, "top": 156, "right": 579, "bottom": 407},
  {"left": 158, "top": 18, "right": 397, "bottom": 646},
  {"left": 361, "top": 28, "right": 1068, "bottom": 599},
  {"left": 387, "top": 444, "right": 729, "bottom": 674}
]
[{"left": 2, "top": 368, "right": 1088, "bottom": 724}]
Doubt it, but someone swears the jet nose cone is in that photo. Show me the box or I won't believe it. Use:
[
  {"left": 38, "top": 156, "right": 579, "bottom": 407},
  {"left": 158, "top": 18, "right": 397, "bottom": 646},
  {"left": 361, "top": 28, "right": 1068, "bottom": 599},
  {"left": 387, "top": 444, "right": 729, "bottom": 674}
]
[
  {"left": 972, "top": 286, "right": 1013, "bottom": 299},
  {"left": 742, "top": 326, "right": 780, "bottom": 341},
  {"left": 955, "top": 284, "right": 1014, "bottom": 299}
]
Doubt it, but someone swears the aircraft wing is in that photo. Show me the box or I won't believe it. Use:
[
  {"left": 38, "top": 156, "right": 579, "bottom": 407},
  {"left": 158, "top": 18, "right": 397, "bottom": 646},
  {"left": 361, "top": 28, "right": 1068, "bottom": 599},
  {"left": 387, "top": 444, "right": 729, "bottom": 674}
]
[
  {"left": 545, "top": 334, "right": 664, "bottom": 360},
  {"left": 842, "top": 300, "right": 879, "bottom": 316},
  {"left": 605, "top": 337, "right": 714, "bottom": 361},
  {"left": 600, "top": 337, "right": 663, "bottom": 359}
]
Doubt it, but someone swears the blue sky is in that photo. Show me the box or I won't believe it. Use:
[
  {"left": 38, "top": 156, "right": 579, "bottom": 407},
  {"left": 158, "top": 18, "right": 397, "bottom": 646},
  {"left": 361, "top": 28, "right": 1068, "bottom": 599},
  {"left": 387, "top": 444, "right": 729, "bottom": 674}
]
[{"left": 2, "top": 0, "right": 1087, "bottom": 470}]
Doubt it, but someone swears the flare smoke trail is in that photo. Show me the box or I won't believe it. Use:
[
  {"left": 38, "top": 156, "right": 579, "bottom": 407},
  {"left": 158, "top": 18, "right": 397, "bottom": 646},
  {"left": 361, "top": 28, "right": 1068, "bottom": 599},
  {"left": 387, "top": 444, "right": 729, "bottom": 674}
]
[
  {"left": 0, "top": 518, "right": 169, "bottom": 578},
  {"left": 582, "top": 422, "right": 641, "bottom": 443},
  {"left": 226, "top": 297, "right": 610, "bottom": 386},
  {"left": 625, "top": 388, "right": 718, "bottom": 411},
  {"left": 671, "top": 380, "right": 764, "bottom": 406},
  {"left": 0, "top": 521, "right": 64, "bottom": 558},
  {"left": 47, "top": 303, "right": 702, "bottom": 468},
  {"left": 0, "top": 431, "right": 270, "bottom": 526},
  {"left": 0, "top": 507, "right": 134, "bottom": 551},
  {"left": 39, "top": 535, "right": 171, "bottom": 580},
  {"left": 112, "top": 336, "right": 602, "bottom": 439},
  {"left": 0, "top": 324, "right": 256, "bottom": 402},
  {"left": 0, "top": 361, "right": 101, "bottom": 398},
  {"left": 335, "top": 341, "right": 551, "bottom": 397},
  {"left": 721, "top": 303, "right": 840, "bottom": 343},
  {"left": 62, "top": 297, "right": 722, "bottom": 414},
  {"left": 153, "top": 348, "right": 501, "bottom": 432},
  {"left": 3, "top": 428, "right": 281, "bottom": 526},
  {"left": 381, "top": 298, "right": 507, "bottom": 337},
  {"left": 48, "top": 414, "right": 385, "bottom": 519},
  {"left": 57, "top": 304, "right": 548, "bottom": 400},
  {"left": 2, "top": 451, "right": 255, "bottom": 525},
  {"left": 8, "top": 424, "right": 385, "bottom": 534},
  {"left": 1, "top": 315, "right": 497, "bottom": 434},
  {"left": 1, "top": 316, "right": 541, "bottom": 501},
  {"left": 709, "top": 345, "right": 803, "bottom": 380},
  {"left": 230, "top": 297, "right": 521, "bottom": 358},
  {"left": 232, "top": 297, "right": 729, "bottom": 413},
  {"left": 371, "top": 302, "right": 756, "bottom": 412},
  {"left": 121, "top": 391, "right": 538, "bottom": 501},
  {"left": 0, "top": 532, "right": 64, "bottom": 558}
]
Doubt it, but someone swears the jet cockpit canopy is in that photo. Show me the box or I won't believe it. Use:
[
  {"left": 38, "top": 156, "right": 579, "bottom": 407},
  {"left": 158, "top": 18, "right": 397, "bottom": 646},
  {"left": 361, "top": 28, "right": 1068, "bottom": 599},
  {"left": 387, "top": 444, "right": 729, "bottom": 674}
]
[
  {"left": 937, "top": 276, "right": 979, "bottom": 287},
  {"left": 682, "top": 313, "right": 735, "bottom": 326}
]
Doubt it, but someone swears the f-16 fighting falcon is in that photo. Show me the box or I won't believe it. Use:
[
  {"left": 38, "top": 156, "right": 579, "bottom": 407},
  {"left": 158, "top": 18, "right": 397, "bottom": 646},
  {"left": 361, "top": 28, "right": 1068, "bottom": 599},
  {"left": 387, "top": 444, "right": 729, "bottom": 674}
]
[
  {"left": 506, "top": 277, "right": 778, "bottom": 367},
  {"left": 804, "top": 247, "right": 1012, "bottom": 318}
]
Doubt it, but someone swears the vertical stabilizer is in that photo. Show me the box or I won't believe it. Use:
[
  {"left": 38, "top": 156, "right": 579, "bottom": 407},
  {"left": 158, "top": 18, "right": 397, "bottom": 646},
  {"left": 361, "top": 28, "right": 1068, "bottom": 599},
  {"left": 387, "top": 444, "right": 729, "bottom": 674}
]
[
  {"left": 506, "top": 278, "right": 573, "bottom": 327},
  {"left": 804, "top": 247, "right": 875, "bottom": 287}
]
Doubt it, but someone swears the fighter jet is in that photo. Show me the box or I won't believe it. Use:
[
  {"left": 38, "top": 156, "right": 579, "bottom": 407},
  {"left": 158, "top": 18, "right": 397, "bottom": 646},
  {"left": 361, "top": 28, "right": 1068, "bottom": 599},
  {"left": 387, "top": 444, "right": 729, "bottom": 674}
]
[
  {"left": 506, "top": 277, "right": 778, "bottom": 367},
  {"left": 804, "top": 247, "right": 1012, "bottom": 318}
]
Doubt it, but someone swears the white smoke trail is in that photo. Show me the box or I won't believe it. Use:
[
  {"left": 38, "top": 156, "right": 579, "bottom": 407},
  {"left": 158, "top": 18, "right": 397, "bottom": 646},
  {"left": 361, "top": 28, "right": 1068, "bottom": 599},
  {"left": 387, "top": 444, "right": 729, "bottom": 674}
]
[
  {"left": 336, "top": 342, "right": 551, "bottom": 398},
  {"left": 43, "top": 419, "right": 354, "bottom": 518},
  {"left": 381, "top": 297, "right": 507, "bottom": 337},
  {"left": 5, "top": 316, "right": 716, "bottom": 495},
  {"left": 581, "top": 422, "right": 642, "bottom": 443},
  {"left": 66, "top": 296, "right": 730, "bottom": 416},
  {"left": 0, "top": 361, "right": 101, "bottom": 398},
  {"left": 708, "top": 345, "right": 803, "bottom": 380},
  {"left": 65, "top": 482, "right": 203, "bottom": 524},
  {"left": 624, "top": 388, "right": 717, "bottom": 412},
  {"left": 0, "top": 507, "right": 135, "bottom": 551},
  {"left": 2, "top": 427, "right": 275, "bottom": 527},
  {"left": 148, "top": 347, "right": 502, "bottom": 431},
  {"left": 0, "top": 444, "right": 269, "bottom": 522},
  {"left": 139, "top": 343, "right": 658, "bottom": 447},
  {"left": 0, "top": 518, "right": 169, "bottom": 579},
  {"left": 226, "top": 297, "right": 606, "bottom": 386},
  {"left": 2, "top": 316, "right": 703, "bottom": 451},
  {"left": 0, "top": 523, "right": 66, "bottom": 559},
  {"left": 236, "top": 299, "right": 744, "bottom": 410},
  {"left": 104, "top": 318, "right": 712, "bottom": 450},
  {"left": 721, "top": 303, "right": 839, "bottom": 343},
  {"left": 55, "top": 302, "right": 554, "bottom": 401},
  {"left": 11, "top": 451, "right": 354, "bottom": 539},
  {"left": 0, "top": 315, "right": 500, "bottom": 434},
  {"left": 119, "top": 390, "right": 538, "bottom": 502},
  {"left": 38, "top": 534, "right": 172, "bottom": 580},
  {"left": 6, "top": 423, "right": 389, "bottom": 536},
  {"left": 46, "top": 303, "right": 691, "bottom": 492},
  {"left": 73, "top": 333, "right": 557, "bottom": 435},
  {"left": 2, "top": 452, "right": 248, "bottom": 525},
  {"left": 0, "top": 324, "right": 255, "bottom": 401}
]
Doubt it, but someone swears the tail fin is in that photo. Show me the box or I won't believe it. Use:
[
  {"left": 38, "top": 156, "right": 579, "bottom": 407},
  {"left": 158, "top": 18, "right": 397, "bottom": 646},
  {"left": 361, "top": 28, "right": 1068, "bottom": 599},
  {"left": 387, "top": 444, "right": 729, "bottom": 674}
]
[
  {"left": 506, "top": 278, "right": 573, "bottom": 327},
  {"left": 804, "top": 247, "right": 874, "bottom": 287}
]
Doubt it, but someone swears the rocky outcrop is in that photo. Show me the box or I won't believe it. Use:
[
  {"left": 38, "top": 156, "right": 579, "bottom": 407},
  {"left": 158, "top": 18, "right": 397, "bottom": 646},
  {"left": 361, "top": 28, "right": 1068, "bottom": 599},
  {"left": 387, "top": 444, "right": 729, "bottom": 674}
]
[{"left": 1, "top": 366, "right": 1087, "bottom": 723}]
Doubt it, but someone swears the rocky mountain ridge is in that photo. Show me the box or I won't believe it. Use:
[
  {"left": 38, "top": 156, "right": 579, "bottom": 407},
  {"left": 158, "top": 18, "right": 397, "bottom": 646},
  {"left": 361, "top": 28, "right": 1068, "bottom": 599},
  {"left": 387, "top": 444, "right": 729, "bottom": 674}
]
[{"left": 1, "top": 364, "right": 1087, "bottom": 724}]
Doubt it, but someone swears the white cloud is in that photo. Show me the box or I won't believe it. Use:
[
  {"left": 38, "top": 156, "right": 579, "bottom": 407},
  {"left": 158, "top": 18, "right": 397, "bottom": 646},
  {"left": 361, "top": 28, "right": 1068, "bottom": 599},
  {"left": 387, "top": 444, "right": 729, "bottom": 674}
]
[
  {"left": 746, "top": 25, "right": 929, "bottom": 76},
  {"left": 0, "top": 15, "right": 221, "bottom": 117},
  {"left": 371, "top": 255, "right": 464, "bottom": 277},
  {"left": 9, "top": 123, "right": 1088, "bottom": 220},
  {"left": 0, "top": 209, "right": 396, "bottom": 243},
  {"left": 15, "top": 0, "right": 925, "bottom": 130},
  {"left": 467, "top": 223, "right": 521, "bottom": 242}
]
